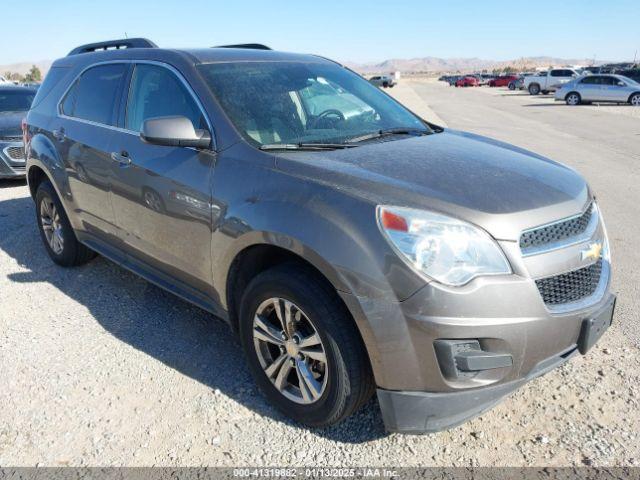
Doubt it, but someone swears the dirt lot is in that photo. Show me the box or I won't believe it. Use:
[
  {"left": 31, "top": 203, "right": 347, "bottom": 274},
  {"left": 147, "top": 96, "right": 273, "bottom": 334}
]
[{"left": 1, "top": 80, "right": 639, "bottom": 467}]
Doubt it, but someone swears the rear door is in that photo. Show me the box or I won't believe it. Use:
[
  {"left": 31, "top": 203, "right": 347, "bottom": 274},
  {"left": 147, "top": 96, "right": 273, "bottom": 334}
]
[
  {"left": 108, "top": 62, "right": 217, "bottom": 297},
  {"left": 577, "top": 75, "right": 601, "bottom": 101},
  {"left": 56, "top": 63, "right": 129, "bottom": 243}
]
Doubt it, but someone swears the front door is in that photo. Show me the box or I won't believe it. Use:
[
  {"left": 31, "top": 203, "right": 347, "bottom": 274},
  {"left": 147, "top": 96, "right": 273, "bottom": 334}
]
[
  {"left": 578, "top": 75, "right": 604, "bottom": 101},
  {"left": 108, "top": 63, "right": 216, "bottom": 297}
]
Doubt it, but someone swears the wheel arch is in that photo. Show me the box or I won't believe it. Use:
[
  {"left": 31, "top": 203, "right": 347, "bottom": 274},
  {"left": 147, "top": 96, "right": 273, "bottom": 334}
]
[
  {"left": 565, "top": 91, "right": 581, "bottom": 101},
  {"left": 26, "top": 132, "right": 80, "bottom": 229},
  {"left": 224, "top": 241, "right": 382, "bottom": 384},
  {"left": 628, "top": 91, "right": 640, "bottom": 103},
  {"left": 223, "top": 241, "right": 350, "bottom": 332}
]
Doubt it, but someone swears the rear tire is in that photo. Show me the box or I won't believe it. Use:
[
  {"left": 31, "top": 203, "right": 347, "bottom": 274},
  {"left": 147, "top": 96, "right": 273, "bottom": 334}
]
[
  {"left": 35, "top": 180, "right": 95, "bottom": 267},
  {"left": 630, "top": 93, "right": 640, "bottom": 106},
  {"left": 239, "top": 264, "right": 374, "bottom": 427},
  {"left": 528, "top": 83, "right": 540, "bottom": 95},
  {"left": 508, "top": 82, "right": 516, "bottom": 90},
  {"left": 565, "top": 92, "right": 581, "bottom": 106}
]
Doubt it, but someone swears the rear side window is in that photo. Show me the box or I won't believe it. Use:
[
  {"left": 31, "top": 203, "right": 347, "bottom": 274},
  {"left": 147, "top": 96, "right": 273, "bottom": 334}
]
[
  {"left": 551, "top": 69, "right": 572, "bottom": 77},
  {"left": 125, "top": 64, "right": 204, "bottom": 133},
  {"left": 580, "top": 76, "right": 600, "bottom": 85},
  {"left": 61, "top": 63, "right": 128, "bottom": 126}
]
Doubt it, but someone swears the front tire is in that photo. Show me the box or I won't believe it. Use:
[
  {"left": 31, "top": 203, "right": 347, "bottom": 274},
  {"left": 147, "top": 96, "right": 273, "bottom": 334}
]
[
  {"left": 630, "top": 93, "right": 640, "bottom": 106},
  {"left": 508, "top": 82, "right": 516, "bottom": 90},
  {"left": 528, "top": 83, "right": 540, "bottom": 95},
  {"left": 36, "top": 180, "right": 95, "bottom": 267},
  {"left": 239, "top": 264, "right": 374, "bottom": 427},
  {"left": 566, "top": 92, "right": 581, "bottom": 106}
]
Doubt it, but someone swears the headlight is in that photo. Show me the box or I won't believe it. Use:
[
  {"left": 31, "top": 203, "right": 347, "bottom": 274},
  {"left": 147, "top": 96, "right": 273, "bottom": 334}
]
[{"left": 377, "top": 206, "right": 512, "bottom": 286}]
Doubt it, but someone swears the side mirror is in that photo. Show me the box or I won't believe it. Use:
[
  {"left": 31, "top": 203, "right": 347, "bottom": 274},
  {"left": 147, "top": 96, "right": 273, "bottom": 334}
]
[{"left": 140, "top": 116, "right": 211, "bottom": 149}]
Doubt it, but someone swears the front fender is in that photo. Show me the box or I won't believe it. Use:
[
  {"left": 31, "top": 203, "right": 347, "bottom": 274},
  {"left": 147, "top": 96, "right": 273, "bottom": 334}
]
[{"left": 213, "top": 195, "right": 405, "bottom": 303}]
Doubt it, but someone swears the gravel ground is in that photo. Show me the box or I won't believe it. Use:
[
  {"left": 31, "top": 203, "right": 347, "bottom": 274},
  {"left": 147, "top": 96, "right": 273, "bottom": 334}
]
[{"left": 1, "top": 81, "right": 639, "bottom": 467}]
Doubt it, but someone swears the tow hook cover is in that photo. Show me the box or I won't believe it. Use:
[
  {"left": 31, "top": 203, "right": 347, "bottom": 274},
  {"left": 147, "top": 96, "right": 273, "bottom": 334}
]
[{"left": 434, "top": 339, "right": 513, "bottom": 379}]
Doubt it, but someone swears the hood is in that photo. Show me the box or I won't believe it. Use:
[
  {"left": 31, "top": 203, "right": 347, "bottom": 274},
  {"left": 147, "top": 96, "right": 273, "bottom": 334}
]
[
  {"left": 0, "top": 111, "right": 25, "bottom": 139},
  {"left": 274, "top": 130, "right": 590, "bottom": 241}
]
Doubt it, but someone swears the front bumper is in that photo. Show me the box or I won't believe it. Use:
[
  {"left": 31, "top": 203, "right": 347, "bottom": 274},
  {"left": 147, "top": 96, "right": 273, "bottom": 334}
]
[
  {"left": 376, "top": 293, "right": 615, "bottom": 433},
  {"left": 0, "top": 141, "right": 26, "bottom": 178},
  {"left": 340, "top": 249, "right": 614, "bottom": 433},
  {"left": 377, "top": 343, "right": 578, "bottom": 433}
]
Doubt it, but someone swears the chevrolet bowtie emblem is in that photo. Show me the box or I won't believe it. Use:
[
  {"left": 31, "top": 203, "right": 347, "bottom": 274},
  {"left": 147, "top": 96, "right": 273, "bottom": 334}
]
[{"left": 581, "top": 242, "right": 603, "bottom": 262}]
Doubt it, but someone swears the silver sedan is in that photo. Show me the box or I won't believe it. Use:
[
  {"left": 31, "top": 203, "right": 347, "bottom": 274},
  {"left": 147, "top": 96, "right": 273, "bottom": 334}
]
[{"left": 555, "top": 74, "right": 640, "bottom": 105}]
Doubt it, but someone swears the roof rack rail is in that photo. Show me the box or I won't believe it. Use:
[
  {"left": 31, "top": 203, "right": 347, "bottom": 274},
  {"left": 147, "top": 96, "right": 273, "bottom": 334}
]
[
  {"left": 67, "top": 38, "right": 158, "bottom": 56},
  {"left": 213, "top": 43, "right": 272, "bottom": 50}
]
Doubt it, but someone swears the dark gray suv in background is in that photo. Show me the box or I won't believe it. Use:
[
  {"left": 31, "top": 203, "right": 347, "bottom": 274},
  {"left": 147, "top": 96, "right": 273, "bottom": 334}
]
[
  {"left": 24, "top": 39, "right": 615, "bottom": 433},
  {"left": 1, "top": 86, "right": 36, "bottom": 179}
]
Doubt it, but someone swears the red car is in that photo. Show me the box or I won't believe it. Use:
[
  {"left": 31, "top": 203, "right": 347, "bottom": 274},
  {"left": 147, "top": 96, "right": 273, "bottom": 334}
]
[
  {"left": 455, "top": 76, "right": 479, "bottom": 87},
  {"left": 488, "top": 75, "right": 519, "bottom": 87}
]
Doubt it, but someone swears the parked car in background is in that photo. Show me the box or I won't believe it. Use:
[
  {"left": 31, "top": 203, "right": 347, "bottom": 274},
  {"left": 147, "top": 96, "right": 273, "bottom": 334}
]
[
  {"left": 24, "top": 38, "right": 615, "bottom": 434},
  {"left": 508, "top": 73, "right": 534, "bottom": 90},
  {"left": 489, "top": 75, "right": 519, "bottom": 87},
  {"left": 20, "top": 82, "right": 41, "bottom": 90},
  {"left": 368, "top": 75, "right": 396, "bottom": 88},
  {"left": 1, "top": 86, "right": 36, "bottom": 179},
  {"left": 525, "top": 69, "right": 578, "bottom": 95},
  {"left": 618, "top": 69, "right": 640, "bottom": 83},
  {"left": 555, "top": 74, "right": 640, "bottom": 106},
  {"left": 447, "top": 75, "right": 462, "bottom": 86},
  {"left": 455, "top": 76, "right": 479, "bottom": 87},
  {"left": 479, "top": 73, "right": 495, "bottom": 86}
]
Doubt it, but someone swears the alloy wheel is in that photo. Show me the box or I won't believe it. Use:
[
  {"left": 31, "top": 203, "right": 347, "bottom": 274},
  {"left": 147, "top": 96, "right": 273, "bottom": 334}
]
[
  {"left": 567, "top": 94, "right": 580, "bottom": 105},
  {"left": 631, "top": 94, "right": 640, "bottom": 106},
  {"left": 40, "top": 196, "right": 64, "bottom": 254},
  {"left": 252, "top": 297, "right": 328, "bottom": 404}
]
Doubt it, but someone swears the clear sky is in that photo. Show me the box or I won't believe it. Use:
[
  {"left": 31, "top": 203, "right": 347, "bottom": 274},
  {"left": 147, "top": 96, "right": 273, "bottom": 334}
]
[{"left": 3, "top": 0, "right": 639, "bottom": 65}]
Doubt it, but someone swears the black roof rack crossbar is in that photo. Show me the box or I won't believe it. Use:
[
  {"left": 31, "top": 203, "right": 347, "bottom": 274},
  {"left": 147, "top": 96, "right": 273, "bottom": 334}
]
[
  {"left": 68, "top": 38, "right": 158, "bottom": 56},
  {"left": 212, "top": 43, "right": 272, "bottom": 50}
]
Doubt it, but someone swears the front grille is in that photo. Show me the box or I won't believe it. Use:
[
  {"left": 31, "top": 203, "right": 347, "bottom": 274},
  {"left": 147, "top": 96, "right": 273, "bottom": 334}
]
[
  {"left": 535, "top": 260, "right": 603, "bottom": 306},
  {"left": 520, "top": 203, "right": 593, "bottom": 250},
  {"left": 5, "top": 146, "right": 24, "bottom": 161}
]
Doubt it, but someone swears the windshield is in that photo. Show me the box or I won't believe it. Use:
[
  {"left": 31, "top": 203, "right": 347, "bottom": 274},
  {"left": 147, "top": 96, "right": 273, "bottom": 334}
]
[
  {"left": 198, "top": 61, "right": 428, "bottom": 147},
  {"left": 0, "top": 90, "right": 35, "bottom": 113}
]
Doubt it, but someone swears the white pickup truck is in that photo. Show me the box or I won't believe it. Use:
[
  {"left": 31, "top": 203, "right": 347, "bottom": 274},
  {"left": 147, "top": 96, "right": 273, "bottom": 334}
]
[{"left": 524, "top": 69, "right": 578, "bottom": 95}]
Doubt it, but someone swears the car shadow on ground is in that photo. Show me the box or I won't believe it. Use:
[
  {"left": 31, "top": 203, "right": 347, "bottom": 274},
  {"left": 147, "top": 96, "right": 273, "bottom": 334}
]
[
  {"left": 0, "top": 194, "right": 387, "bottom": 443},
  {"left": 0, "top": 179, "right": 27, "bottom": 189},
  {"left": 522, "top": 103, "right": 564, "bottom": 107}
]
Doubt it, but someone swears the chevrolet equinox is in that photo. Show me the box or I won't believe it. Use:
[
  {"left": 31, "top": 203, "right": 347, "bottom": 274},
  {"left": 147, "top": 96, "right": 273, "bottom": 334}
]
[{"left": 24, "top": 39, "right": 616, "bottom": 433}]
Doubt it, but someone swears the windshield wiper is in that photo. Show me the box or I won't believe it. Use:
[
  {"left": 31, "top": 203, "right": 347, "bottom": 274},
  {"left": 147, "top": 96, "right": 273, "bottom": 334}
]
[
  {"left": 347, "top": 127, "right": 431, "bottom": 144},
  {"left": 259, "top": 142, "right": 358, "bottom": 151}
]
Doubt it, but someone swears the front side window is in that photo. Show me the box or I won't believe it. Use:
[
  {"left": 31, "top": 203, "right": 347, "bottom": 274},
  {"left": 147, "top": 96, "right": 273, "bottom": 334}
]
[
  {"left": 61, "top": 63, "right": 127, "bottom": 125},
  {"left": 198, "top": 61, "right": 426, "bottom": 147},
  {"left": 125, "top": 64, "right": 204, "bottom": 133}
]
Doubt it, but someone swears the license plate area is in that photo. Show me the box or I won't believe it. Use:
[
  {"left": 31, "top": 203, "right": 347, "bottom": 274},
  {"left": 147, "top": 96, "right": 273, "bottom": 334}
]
[{"left": 578, "top": 296, "right": 615, "bottom": 354}]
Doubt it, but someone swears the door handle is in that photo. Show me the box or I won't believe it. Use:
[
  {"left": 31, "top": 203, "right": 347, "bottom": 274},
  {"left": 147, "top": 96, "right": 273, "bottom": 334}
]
[
  {"left": 52, "top": 128, "right": 66, "bottom": 142},
  {"left": 110, "top": 151, "right": 131, "bottom": 166}
]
